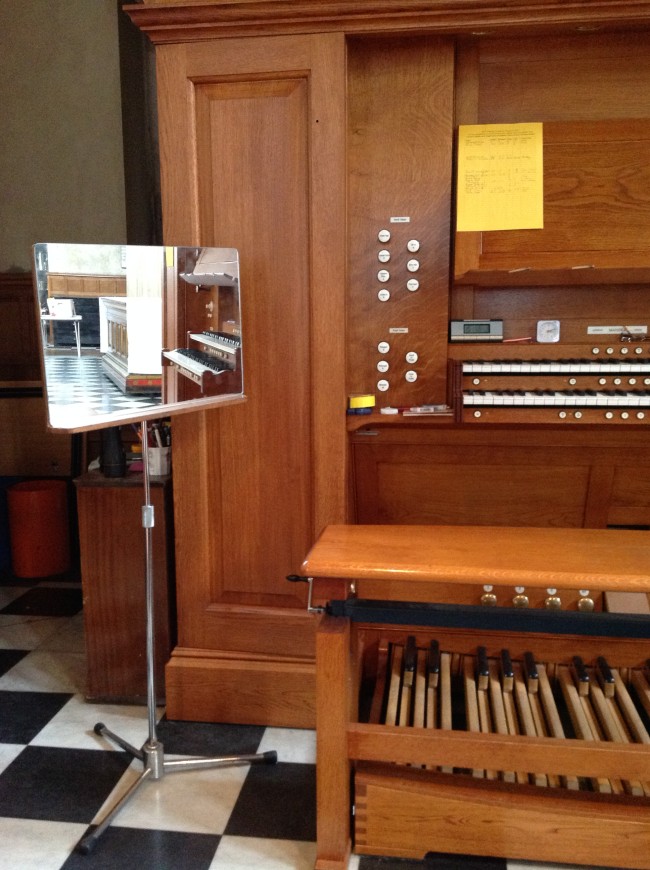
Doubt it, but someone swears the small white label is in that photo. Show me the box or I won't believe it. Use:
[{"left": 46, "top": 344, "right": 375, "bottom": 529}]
[
  {"left": 587, "top": 325, "right": 647, "bottom": 334},
  {"left": 390, "top": 216, "right": 411, "bottom": 223},
  {"left": 389, "top": 327, "right": 409, "bottom": 334}
]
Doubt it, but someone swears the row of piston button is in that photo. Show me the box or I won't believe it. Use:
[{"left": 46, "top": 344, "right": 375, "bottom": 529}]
[
  {"left": 472, "top": 410, "right": 647, "bottom": 419},
  {"left": 480, "top": 584, "right": 594, "bottom": 611},
  {"left": 592, "top": 345, "right": 647, "bottom": 355}
]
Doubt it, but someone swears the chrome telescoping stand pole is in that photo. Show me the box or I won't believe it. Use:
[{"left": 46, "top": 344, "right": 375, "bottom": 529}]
[{"left": 77, "top": 421, "right": 277, "bottom": 855}]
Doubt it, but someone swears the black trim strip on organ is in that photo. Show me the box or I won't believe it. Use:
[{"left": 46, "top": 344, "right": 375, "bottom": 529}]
[{"left": 326, "top": 598, "right": 650, "bottom": 639}]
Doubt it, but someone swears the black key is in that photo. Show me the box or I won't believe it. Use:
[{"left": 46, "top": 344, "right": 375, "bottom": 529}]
[
  {"left": 524, "top": 651, "right": 539, "bottom": 693},
  {"left": 477, "top": 645, "right": 489, "bottom": 691}
]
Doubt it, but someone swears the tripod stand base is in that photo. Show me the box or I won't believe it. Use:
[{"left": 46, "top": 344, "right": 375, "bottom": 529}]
[
  {"left": 75, "top": 422, "right": 279, "bottom": 856},
  {"left": 76, "top": 721, "right": 278, "bottom": 855}
]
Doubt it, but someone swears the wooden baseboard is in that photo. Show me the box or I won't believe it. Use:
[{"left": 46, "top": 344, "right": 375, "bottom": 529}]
[{"left": 164, "top": 647, "right": 316, "bottom": 728}]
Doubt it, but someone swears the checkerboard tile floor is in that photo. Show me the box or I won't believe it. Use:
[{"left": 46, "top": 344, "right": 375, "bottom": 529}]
[
  {"left": 43, "top": 355, "right": 161, "bottom": 428},
  {"left": 0, "top": 574, "right": 622, "bottom": 870}
]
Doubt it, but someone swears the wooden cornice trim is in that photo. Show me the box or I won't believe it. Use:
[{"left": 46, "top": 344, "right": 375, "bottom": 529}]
[{"left": 124, "top": 1, "right": 650, "bottom": 43}]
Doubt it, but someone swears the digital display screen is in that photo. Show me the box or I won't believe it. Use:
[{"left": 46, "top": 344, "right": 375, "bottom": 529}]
[
  {"left": 464, "top": 322, "right": 491, "bottom": 334},
  {"left": 449, "top": 319, "right": 503, "bottom": 341}
]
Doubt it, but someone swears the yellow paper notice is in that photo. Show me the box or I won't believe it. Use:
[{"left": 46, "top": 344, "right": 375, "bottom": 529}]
[{"left": 456, "top": 122, "right": 543, "bottom": 232}]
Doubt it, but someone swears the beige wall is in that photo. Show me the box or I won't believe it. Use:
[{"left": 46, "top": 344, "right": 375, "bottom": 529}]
[{"left": 0, "top": 0, "right": 126, "bottom": 272}]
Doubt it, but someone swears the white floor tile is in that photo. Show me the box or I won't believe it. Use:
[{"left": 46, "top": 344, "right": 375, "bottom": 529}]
[
  {"left": 0, "top": 817, "right": 86, "bottom": 870},
  {"left": 0, "top": 586, "right": 30, "bottom": 609},
  {"left": 257, "top": 727, "right": 316, "bottom": 764},
  {"left": 30, "top": 693, "right": 163, "bottom": 749},
  {"left": 0, "top": 743, "right": 24, "bottom": 776},
  {"left": 103, "top": 755, "right": 249, "bottom": 834},
  {"left": 0, "top": 649, "right": 86, "bottom": 693},
  {"left": 210, "top": 836, "right": 316, "bottom": 869},
  {"left": 0, "top": 614, "right": 68, "bottom": 650},
  {"left": 36, "top": 611, "right": 85, "bottom": 653}
]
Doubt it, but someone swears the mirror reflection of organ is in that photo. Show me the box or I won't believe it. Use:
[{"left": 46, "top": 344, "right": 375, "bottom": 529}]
[{"left": 33, "top": 243, "right": 245, "bottom": 432}]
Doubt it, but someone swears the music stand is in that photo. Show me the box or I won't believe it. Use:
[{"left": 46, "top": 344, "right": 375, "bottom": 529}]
[
  {"left": 76, "top": 422, "right": 277, "bottom": 854},
  {"left": 32, "top": 243, "right": 277, "bottom": 855}
]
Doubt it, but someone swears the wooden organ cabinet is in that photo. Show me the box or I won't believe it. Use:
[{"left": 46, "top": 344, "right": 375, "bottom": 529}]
[{"left": 126, "top": 1, "right": 650, "bottom": 729}]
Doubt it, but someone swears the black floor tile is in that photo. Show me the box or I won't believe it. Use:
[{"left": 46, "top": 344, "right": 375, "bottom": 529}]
[
  {"left": 225, "top": 760, "right": 316, "bottom": 841},
  {"left": 1, "top": 585, "right": 82, "bottom": 616},
  {"left": 424, "top": 853, "right": 507, "bottom": 870},
  {"left": 0, "top": 648, "right": 29, "bottom": 677},
  {"left": 0, "top": 572, "right": 36, "bottom": 587},
  {"left": 60, "top": 826, "right": 221, "bottom": 870},
  {"left": 358, "top": 854, "right": 507, "bottom": 870},
  {"left": 156, "top": 716, "right": 265, "bottom": 756},
  {"left": 0, "top": 689, "right": 72, "bottom": 742},
  {"left": 358, "top": 859, "right": 432, "bottom": 870},
  {"left": 0, "top": 745, "right": 132, "bottom": 823}
]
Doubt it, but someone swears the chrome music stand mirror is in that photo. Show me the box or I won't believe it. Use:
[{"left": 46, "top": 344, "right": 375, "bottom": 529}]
[{"left": 33, "top": 243, "right": 276, "bottom": 854}]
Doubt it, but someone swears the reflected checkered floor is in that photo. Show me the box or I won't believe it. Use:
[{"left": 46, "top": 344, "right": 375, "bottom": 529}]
[
  {"left": 0, "top": 574, "right": 627, "bottom": 870},
  {"left": 43, "top": 355, "right": 161, "bottom": 425}
]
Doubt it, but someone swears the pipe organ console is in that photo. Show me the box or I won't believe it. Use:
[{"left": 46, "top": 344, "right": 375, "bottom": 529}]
[
  {"left": 450, "top": 343, "right": 650, "bottom": 425},
  {"left": 296, "top": 524, "right": 650, "bottom": 870},
  {"left": 161, "top": 248, "right": 243, "bottom": 400},
  {"left": 163, "top": 329, "right": 241, "bottom": 395}
]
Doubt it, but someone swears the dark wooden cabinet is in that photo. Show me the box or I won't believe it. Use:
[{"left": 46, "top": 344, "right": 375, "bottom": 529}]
[
  {"left": 75, "top": 472, "right": 175, "bottom": 703},
  {"left": 0, "top": 273, "right": 71, "bottom": 477}
]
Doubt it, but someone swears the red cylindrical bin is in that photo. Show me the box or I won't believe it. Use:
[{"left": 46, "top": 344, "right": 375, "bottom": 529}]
[{"left": 7, "top": 480, "right": 71, "bottom": 578}]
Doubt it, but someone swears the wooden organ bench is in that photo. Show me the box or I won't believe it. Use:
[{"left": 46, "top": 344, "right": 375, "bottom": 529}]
[{"left": 296, "top": 524, "right": 650, "bottom": 870}]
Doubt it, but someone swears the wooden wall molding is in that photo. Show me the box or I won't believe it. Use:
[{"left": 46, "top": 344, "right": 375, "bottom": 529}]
[{"left": 126, "top": 1, "right": 650, "bottom": 43}]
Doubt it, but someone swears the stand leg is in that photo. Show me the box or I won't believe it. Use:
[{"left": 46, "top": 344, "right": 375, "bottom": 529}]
[
  {"left": 93, "top": 721, "right": 144, "bottom": 760},
  {"left": 165, "top": 750, "right": 278, "bottom": 774},
  {"left": 74, "top": 420, "right": 277, "bottom": 856},
  {"left": 76, "top": 766, "right": 153, "bottom": 855}
]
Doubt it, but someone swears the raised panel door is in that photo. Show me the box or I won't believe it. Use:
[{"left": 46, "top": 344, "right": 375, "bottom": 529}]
[{"left": 154, "top": 34, "right": 347, "bottom": 724}]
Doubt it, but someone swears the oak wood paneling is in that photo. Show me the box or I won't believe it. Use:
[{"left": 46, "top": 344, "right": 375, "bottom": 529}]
[
  {"left": 47, "top": 274, "right": 126, "bottom": 298},
  {"left": 155, "top": 34, "right": 347, "bottom": 723},
  {"left": 347, "top": 36, "right": 454, "bottom": 408},
  {"left": 477, "top": 32, "right": 650, "bottom": 123},
  {"left": 352, "top": 428, "right": 650, "bottom": 529}
]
